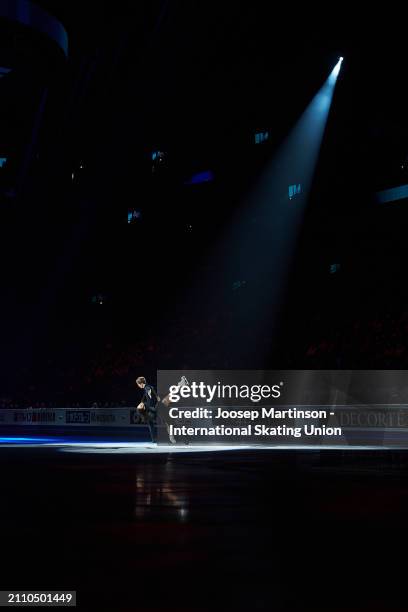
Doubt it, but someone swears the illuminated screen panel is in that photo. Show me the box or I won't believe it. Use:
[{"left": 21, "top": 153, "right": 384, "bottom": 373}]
[{"left": 376, "top": 184, "right": 408, "bottom": 204}]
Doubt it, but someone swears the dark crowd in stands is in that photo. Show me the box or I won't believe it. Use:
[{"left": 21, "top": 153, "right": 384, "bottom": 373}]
[{"left": 2, "top": 303, "right": 408, "bottom": 409}]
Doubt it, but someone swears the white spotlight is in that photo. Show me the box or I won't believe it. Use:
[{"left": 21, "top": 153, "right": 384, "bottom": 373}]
[{"left": 330, "top": 57, "right": 343, "bottom": 80}]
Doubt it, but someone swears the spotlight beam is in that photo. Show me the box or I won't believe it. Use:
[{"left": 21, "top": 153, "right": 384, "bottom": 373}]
[{"left": 209, "top": 58, "right": 344, "bottom": 364}]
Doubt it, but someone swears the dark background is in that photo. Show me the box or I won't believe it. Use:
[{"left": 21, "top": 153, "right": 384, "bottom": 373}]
[{"left": 1, "top": 2, "right": 408, "bottom": 404}]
